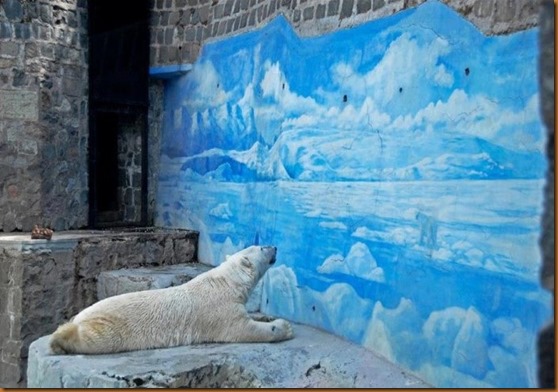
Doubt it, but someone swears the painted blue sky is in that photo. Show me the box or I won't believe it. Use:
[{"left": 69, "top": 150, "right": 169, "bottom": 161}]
[{"left": 163, "top": 0, "right": 545, "bottom": 182}]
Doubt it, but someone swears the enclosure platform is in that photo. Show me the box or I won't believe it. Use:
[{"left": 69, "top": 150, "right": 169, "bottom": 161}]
[
  {"left": 0, "top": 227, "right": 199, "bottom": 387},
  {"left": 27, "top": 323, "right": 430, "bottom": 388}
]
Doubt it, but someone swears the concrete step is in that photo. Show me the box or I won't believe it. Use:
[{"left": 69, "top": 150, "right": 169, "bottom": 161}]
[
  {"left": 27, "top": 322, "right": 430, "bottom": 388},
  {"left": 97, "top": 263, "right": 263, "bottom": 312}
]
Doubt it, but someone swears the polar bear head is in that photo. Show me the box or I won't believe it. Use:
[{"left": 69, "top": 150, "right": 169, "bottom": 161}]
[{"left": 223, "top": 245, "right": 277, "bottom": 290}]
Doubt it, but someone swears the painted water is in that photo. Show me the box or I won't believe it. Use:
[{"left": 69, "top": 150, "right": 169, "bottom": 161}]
[{"left": 158, "top": 175, "right": 551, "bottom": 387}]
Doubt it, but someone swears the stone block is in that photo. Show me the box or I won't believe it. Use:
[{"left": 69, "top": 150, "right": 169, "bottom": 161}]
[
  {"left": 0, "top": 287, "right": 9, "bottom": 314},
  {"left": 340, "top": 0, "right": 354, "bottom": 18},
  {"left": 372, "top": 0, "right": 385, "bottom": 11},
  {"left": 14, "top": 23, "right": 32, "bottom": 40},
  {"left": 316, "top": 3, "right": 326, "bottom": 18},
  {"left": 0, "top": 361, "right": 20, "bottom": 387},
  {"left": 1, "top": 339, "right": 22, "bottom": 362},
  {"left": 0, "top": 41, "right": 20, "bottom": 58},
  {"left": 0, "top": 90, "right": 38, "bottom": 121},
  {"left": 27, "top": 324, "right": 430, "bottom": 388},
  {"left": 494, "top": 0, "right": 517, "bottom": 23},
  {"left": 473, "top": 0, "right": 493, "bottom": 18},
  {"left": 199, "top": 5, "right": 210, "bottom": 23},
  {"left": 327, "top": 0, "right": 339, "bottom": 16},
  {"left": 96, "top": 263, "right": 212, "bottom": 299},
  {"left": 303, "top": 6, "right": 314, "bottom": 20},
  {"left": 3, "top": 0, "right": 23, "bottom": 21},
  {"left": 357, "top": 0, "right": 372, "bottom": 13},
  {"left": 224, "top": 0, "right": 234, "bottom": 16},
  {"left": 214, "top": 3, "right": 225, "bottom": 18}
]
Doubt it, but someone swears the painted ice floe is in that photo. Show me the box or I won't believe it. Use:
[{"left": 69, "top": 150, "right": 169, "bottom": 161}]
[
  {"left": 209, "top": 203, "right": 233, "bottom": 219},
  {"left": 318, "top": 242, "right": 385, "bottom": 282}
]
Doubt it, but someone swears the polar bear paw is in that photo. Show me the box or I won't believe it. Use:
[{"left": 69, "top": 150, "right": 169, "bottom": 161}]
[{"left": 270, "top": 318, "right": 294, "bottom": 341}]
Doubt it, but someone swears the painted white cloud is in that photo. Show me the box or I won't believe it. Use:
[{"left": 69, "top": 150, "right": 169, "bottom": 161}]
[
  {"left": 330, "top": 33, "right": 454, "bottom": 108},
  {"left": 258, "top": 61, "right": 392, "bottom": 133},
  {"left": 284, "top": 96, "right": 392, "bottom": 131},
  {"left": 260, "top": 61, "right": 321, "bottom": 114},
  {"left": 183, "top": 60, "right": 230, "bottom": 110},
  {"left": 390, "top": 90, "right": 542, "bottom": 147},
  {"left": 317, "top": 242, "right": 385, "bottom": 282}
]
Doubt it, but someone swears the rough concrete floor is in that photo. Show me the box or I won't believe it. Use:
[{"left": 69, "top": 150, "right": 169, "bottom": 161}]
[{"left": 28, "top": 322, "right": 430, "bottom": 388}]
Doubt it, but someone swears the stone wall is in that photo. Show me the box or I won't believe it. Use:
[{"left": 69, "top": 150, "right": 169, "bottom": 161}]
[
  {"left": 0, "top": 0, "right": 89, "bottom": 232},
  {"left": 537, "top": 0, "right": 554, "bottom": 388},
  {"left": 148, "top": 80, "right": 164, "bottom": 225},
  {"left": 0, "top": 228, "right": 198, "bottom": 387},
  {"left": 117, "top": 115, "right": 145, "bottom": 224},
  {"left": 149, "top": 0, "right": 541, "bottom": 67}
]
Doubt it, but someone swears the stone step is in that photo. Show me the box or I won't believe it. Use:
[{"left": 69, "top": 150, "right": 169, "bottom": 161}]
[
  {"left": 27, "top": 323, "right": 430, "bottom": 388},
  {"left": 97, "top": 263, "right": 263, "bottom": 312},
  {"left": 0, "top": 228, "right": 198, "bottom": 388},
  {"left": 96, "top": 263, "right": 212, "bottom": 299}
]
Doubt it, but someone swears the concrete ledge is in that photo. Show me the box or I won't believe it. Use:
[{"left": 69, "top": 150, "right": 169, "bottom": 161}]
[
  {"left": 149, "top": 64, "right": 193, "bottom": 79},
  {"left": 97, "top": 263, "right": 263, "bottom": 312},
  {"left": 27, "top": 323, "right": 429, "bottom": 388}
]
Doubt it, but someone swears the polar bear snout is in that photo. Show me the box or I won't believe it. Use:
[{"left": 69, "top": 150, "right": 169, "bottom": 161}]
[{"left": 262, "top": 246, "right": 277, "bottom": 264}]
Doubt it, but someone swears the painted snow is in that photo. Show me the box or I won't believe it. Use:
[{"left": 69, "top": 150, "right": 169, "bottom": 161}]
[{"left": 156, "top": 0, "right": 552, "bottom": 387}]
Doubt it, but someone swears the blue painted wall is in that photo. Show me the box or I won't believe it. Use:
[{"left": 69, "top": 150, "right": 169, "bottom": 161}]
[{"left": 155, "top": 1, "right": 552, "bottom": 387}]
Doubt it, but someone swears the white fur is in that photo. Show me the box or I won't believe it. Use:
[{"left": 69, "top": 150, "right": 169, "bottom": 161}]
[{"left": 49, "top": 245, "right": 293, "bottom": 354}]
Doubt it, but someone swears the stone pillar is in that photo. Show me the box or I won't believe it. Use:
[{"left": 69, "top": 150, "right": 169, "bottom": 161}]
[{"left": 0, "top": 0, "right": 89, "bottom": 232}]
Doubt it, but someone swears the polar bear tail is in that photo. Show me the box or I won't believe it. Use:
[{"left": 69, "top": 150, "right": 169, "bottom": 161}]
[{"left": 49, "top": 322, "right": 80, "bottom": 355}]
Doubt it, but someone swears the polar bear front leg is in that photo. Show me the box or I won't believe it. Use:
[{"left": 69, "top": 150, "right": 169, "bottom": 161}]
[{"left": 229, "top": 318, "right": 294, "bottom": 343}]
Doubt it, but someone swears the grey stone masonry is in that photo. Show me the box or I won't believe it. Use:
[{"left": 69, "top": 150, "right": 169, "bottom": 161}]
[
  {"left": 27, "top": 322, "right": 430, "bottom": 388},
  {"left": 0, "top": 228, "right": 198, "bottom": 387},
  {"left": 0, "top": 0, "right": 89, "bottom": 232},
  {"left": 149, "top": 0, "right": 542, "bottom": 66},
  {"left": 147, "top": 80, "right": 165, "bottom": 225}
]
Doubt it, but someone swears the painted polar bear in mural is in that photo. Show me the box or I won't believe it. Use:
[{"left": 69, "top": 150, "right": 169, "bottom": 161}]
[{"left": 49, "top": 245, "right": 293, "bottom": 354}]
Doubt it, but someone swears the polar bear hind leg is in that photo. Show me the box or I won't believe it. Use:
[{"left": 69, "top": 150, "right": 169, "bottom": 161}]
[{"left": 50, "top": 316, "right": 127, "bottom": 354}]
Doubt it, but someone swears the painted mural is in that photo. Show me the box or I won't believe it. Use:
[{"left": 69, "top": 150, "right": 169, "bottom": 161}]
[{"left": 156, "top": 0, "right": 552, "bottom": 387}]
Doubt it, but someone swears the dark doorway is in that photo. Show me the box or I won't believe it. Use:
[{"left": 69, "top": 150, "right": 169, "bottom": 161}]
[{"left": 88, "top": 0, "right": 150, "bottom": 228}]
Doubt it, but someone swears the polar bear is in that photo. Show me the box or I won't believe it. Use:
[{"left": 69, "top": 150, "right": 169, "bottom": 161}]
[{"left": 49, "top": 245, "right": 293, "bottom": 354}]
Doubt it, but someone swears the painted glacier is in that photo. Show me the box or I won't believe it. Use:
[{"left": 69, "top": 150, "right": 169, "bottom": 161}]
[{"left": 156, "top": 0, "right": 552, "bottom": 387}]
